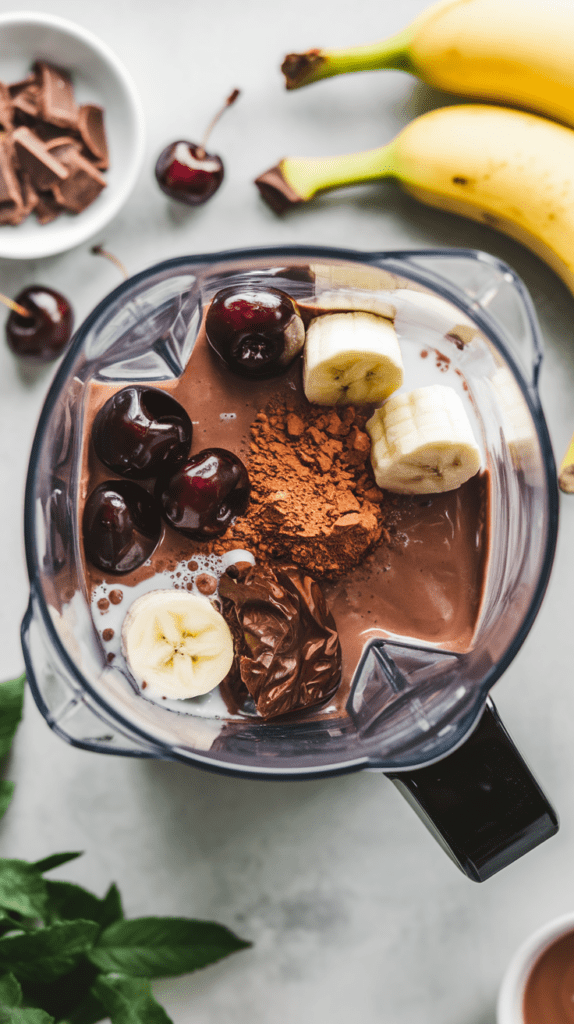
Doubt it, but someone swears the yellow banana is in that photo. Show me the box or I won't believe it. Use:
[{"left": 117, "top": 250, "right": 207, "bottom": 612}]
[
  {"left": 282, "top": 0, "right": 574, "bottom": 129},
  {"left": 255, "top": 104, "right": 574, "bottom": 298}
]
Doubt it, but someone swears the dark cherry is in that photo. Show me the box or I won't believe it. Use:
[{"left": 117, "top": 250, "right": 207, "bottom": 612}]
[
  {"left": 155, "top": 90, "right": 239, "bottom": 206},
  {"left": 5, "top": 285, "right": 74, "bottom": 362},
  {"left": 155, "top": 142, "right": 224, "bottom": 206},
  {"left": 205, "top": 286, "right": 305, "bottom": 378},
  {"left": 92, "top": 386, "right": 193, "bottom": 480},
  {"left": 83, "top": 480, "right": 162, "bottom": 574},
  {"left": 157, "top": 448, "right": 250, "bottom": 539}
]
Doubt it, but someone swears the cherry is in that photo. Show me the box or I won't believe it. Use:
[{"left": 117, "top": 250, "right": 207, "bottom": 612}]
[
  {"left": 157, "top": 448, "right": 250, "bottom": 539},
  {"left": 205, "top": 287, "right": 305, "bottom": 378},
  {"left": 83, "top": 480, "right": 162, "bottom": 574},
  {"left": 4, "top": 285, "right": 73, "bottom": 362},
  {"left": 92, "top": 386, "right": 193, "bottom": 480},
  {"left": 155, "top": 89, "right": 240, "bottom": 206}
]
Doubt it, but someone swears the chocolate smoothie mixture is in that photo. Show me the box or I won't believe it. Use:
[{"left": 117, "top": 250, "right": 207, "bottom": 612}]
[
  {"left": 79, "top": 291, "right": 490, "bottom": 721},
  {"left": 523, "top": 930, "right": 574, "bottom": 1024}
]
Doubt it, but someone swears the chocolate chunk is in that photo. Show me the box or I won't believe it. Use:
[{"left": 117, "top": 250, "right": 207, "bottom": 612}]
[
  {"left": 219, "top": 563, "right": 341, "bottom": 719},
  {"left": 35, "top": 61, "right": 78, "bottom": 130},
  {"left": 34, "top": 189, "right": 64, "bottom": 225},
  {"left": 0, "top": 135, "right": 23, "bottom": 206},
  {"left": 12, "top": 82, "right": 41, "bottom": 120},
  {"left": 12, "top": 125, "right": 69, "bottom": 191},
  {"left": 78, "top": 104, "right": 108, "bottom": 168},
  {"left": 51, "top": 147, "right": 106, "bottom": 212},
  {"left": 0, "top": 81, "right": 13, "bottom": 130}
]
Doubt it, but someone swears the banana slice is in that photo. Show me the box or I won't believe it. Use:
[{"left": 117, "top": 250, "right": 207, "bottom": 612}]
[
  {"left": 121, "top": 589, "right": 234, "bottom": 700},
  {"left": 303, "top": 311, "right": 404, "bottom": 405},
  {"left": 366, "top": 385, "right": 481, "bottom": 494},
  {"left": 314, "top": 289, "right": 396, "bottom": 320}
]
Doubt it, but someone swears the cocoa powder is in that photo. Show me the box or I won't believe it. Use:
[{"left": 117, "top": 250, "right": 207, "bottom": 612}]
[{"left": 207, "top": 398, "right": 403, "bottom": 581}]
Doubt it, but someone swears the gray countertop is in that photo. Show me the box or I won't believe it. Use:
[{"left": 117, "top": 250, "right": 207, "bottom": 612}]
[{"left": 2, "top": 0, "right": 574, "bottom": 1021}]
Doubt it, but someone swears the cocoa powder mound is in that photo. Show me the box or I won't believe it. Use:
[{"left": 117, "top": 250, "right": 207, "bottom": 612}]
[{"left": 208, "top": 399, "right": 402, "bottom": 581}]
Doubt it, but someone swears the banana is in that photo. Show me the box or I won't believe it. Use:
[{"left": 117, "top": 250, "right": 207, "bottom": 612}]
[
  {"left": 121, "top": 589, "right": 234, "bottom": 700},
  {"left": 366, "top": 384, "right": 481, "bottom": 494},
  {"left": 255, "top": 104, "right": 574, "bottom": 299},
  {"left": 303, "top": 310, "right": 403, "bottom": 405},
  {"left": 281, "top": 0, "right": 574, "bottom": 130},
  {"left": 559, "top": 430, "right": 574, "bottom": 493}
]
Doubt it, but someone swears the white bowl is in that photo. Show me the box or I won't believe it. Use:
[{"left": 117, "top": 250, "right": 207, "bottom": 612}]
[
  {"left": 0, "top": 11, "right": 145, "bottom": 259},
  {"left": 497, "top": 912, "right": 574, "bottom": 1023}
]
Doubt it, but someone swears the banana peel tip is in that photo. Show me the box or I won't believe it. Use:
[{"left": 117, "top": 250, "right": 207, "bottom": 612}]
[{"left": 281, "top": 50, "right": 326, "bottom": 89}]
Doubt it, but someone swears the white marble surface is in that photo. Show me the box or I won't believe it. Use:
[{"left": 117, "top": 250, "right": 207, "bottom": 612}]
[{"left": 2, "top": 0, "right": 574, "bottom": 1021}]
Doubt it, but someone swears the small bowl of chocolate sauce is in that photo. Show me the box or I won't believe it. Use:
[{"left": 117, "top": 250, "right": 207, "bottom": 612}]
[{"left": 498, "top": 913, "right": 574, "bottom": 1024}]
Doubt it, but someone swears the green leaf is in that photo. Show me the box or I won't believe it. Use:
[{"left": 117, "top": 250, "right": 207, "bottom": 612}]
[
  {"left": 0, "top": 675, "right": 26, "bottom": 760},
  {"left": 33, "top": 855, "right": 83, "bottom": 875},
  {"left": 44, "top": 883, "right": 104, "bottom": 928},
  {"left": 91, "top": 974, "right": 172, "bottom": 1024},
  {"left": 99, "top": 885, "right": 124, "bottom": 930},
  {"left": 88, "top": 917, "right": 251, "bottom": 979},
  {"left": 0, "top": 1009, "right": 54, "bottom": 1024},
  {"left": 0, "top": 861, "right": 48, "bottom": 918},
  {"left": 0, "top": 972, "right": 22, "bottom": 1006},
  {"left": 20, "top": 960, "right": 101, "bottom": 1023},
  {"left": 0, "top": 783, "right": 14, "bottom": 822},
  {"left": 55, "top": 988, "right": 106, "bottom": 1024},
  {"left": 0, "top": 921, "right": 99, "bottom": 983}
]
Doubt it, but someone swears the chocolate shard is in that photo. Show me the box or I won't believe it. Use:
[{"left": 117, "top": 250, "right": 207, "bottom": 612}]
[
  {"left": 12, "top": 82, "right": 42, "bottom": 120},
  {"left": 34, "top": 190, "right": 64, "bottom": 225},
  {"left": 0, "top": 135, "right": 23, "bottom": 206},
  {"left": 35, "top": 61, "right": 78, "bottom": 130},
  {"left": 50, "top": 147, "right": 107, "bottom": 212},
  {"left": 78, "top": 104, "right": 108, "bottom": 168},
  {"left": 255, "top": 164, "right": 304, "bottom": 214},
  {"left": 12, "top": 125, "right": 69, "bottom": 191},
  {"left": 0, "top": 80, "right": 14, "bottom": 130},
  {"left": 220, "top": 563, "right": 342, "bottom": 719}
]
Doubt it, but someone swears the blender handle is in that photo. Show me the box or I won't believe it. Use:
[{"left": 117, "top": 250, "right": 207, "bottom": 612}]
[{"left": 386, "top": 698, "right": 558, "bottom": 882}]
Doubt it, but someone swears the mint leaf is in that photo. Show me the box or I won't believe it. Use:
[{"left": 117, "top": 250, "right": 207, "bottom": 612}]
[
  {"left": 0, "top": 675, "right": 26, "bottom": 760},
  {"left": 88, "top": 917, "right": 251, "bottom": 978},
  {"left": 99, "top": 885, "right": 124, "bottom": 930},
  {"left": 91, "top": 974, "right": 172, "bottom": 1024},
  {"left": 20, "top": 960, "right": 101, "bottom": 1023},
  {"left": 33, "top": 854, "right": 83, "bottom": 875},
  {"left": 44, "top": 883, "right": 104, "bottom": 928},
  {"left": 0, "top": 972, "right": 22, "bottom": 1006},
  {"left": 55, "top": 988, "right": 106, "bottom": 1024},
  {"left": 0, "top": 1010, "right": 54, "bottom": 1024},
  {"left": 0, "top": 860, "right": 48, "bottom": 918},
  {"left": 0, "top": 920, "right": 99, "bottom": 983},
  {"left": 0, "top": 783, "right": 14, "bottom": 822}
]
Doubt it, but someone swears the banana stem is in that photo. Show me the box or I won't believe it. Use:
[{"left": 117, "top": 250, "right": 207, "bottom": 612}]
[
  {"left": 256, "top": 143, "right": 397, "bottom": 212},
  {"left": 559, "top": 429, "right": 574, "bottom": 493},
  {"left": 282, "top": 28, "right": 415, "bottom": 89}
]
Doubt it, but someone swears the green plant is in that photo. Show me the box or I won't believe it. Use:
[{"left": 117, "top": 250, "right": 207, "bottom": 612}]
[{"left": 0, "top": 674, "right": 251, "bottom": 1024}]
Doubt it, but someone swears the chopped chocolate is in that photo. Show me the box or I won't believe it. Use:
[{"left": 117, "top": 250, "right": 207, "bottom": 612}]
[
  {"left": 78, "top": 104, "right": 108, "bottom": 168},
  {"left": 0, "top": 81, "right": 13, "bottom": 130},
  {"left": 12, "top": 125, "right": 69, "bottom": 190},
  {"left": 51, "top": 147, "right": 106, "bottom": 213},
  {"left": 35, "top": 61, "right": 78, "bottom": 130},
  {"left": 0, "top": 61, "right": 109, "bottom": 228},
  {"left": 220, "top": 563, "right": 342, "bottom": 719},
  {"left": 0, "top": 136, "right": 23, "bottom": 206},
  {"left": 12, "top": 81, "right": 41, "bottom": 120}
]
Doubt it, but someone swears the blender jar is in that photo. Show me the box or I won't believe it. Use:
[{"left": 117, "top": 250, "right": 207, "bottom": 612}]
[{"left": 21, "top": 246, "right": 559, "bottom": 881}]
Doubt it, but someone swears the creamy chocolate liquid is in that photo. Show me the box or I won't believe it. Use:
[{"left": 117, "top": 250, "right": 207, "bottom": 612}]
[
  {"left": 523, "top": 930, "right": 574, "bottom": 1024},
  {"left": 80, "top": 309, "right": 490, "bottom": 720}
]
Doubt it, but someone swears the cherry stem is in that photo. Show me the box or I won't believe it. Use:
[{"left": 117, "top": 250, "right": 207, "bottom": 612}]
[
  {"left": 91, "top": 245, "right": 128, "bottom": 280},
  {"left": 0, "top": 291, "right": 32, "bottom": 318},
  {"left": 199, "top": 89, "right": 241, "bottom": 153}
]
